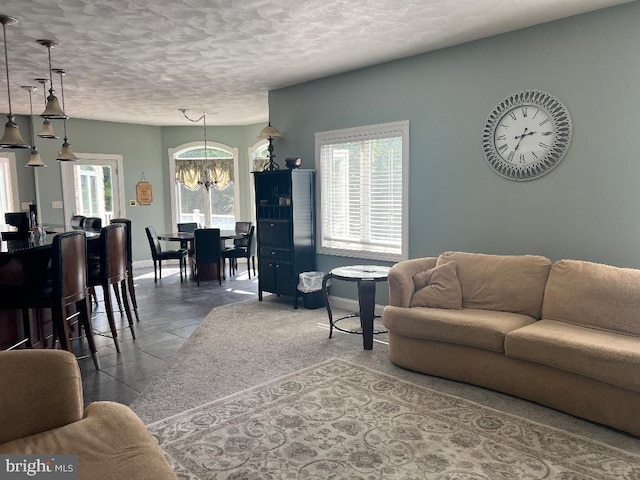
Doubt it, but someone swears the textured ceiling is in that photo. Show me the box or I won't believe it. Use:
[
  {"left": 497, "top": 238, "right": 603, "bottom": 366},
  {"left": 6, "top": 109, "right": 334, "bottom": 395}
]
[{"left": 0, "top": 0, "right": 632, "bottom": 126}]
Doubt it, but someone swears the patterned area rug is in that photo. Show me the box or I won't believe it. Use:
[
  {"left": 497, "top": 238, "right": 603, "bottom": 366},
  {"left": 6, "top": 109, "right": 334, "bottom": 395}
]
[{"left": 148, "top": 359, "right": 640, "bottom": 479}]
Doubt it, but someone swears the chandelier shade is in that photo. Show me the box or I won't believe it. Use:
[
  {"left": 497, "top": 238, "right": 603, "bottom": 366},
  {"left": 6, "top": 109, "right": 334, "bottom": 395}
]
[
  {"left": 175, "top": 157, "right": 233, "bottom": 190},
  {"left": 0, "top": 14, "right": 30, "bottom": 149}
]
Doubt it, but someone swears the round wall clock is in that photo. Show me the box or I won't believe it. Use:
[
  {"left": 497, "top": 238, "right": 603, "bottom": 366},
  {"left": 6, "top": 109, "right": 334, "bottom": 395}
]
[{"left": 482, "top": 90, "right": 572, "bottom": 181}]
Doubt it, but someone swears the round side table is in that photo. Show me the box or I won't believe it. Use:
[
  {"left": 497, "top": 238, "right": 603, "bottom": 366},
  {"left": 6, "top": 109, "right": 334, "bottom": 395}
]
[{"left": 322, "top": 265, "right": 390, "bottom": 350}]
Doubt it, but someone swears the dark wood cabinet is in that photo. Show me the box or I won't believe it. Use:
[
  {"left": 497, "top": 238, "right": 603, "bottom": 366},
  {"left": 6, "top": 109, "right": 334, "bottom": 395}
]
[{"left": 254, "top": 169, "right": 316, "bottom": 308}]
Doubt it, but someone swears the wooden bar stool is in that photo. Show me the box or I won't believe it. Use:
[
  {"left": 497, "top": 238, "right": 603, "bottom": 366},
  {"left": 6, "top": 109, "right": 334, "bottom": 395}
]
[
  {"left": 0, "top": 231, "right": 101, "bottom": 369},
  {"left": 111, "top": 218, "right": 139, "bottom": 322},
  {"left": 87, "top": 224, "right": 136, "bottom": 353}
]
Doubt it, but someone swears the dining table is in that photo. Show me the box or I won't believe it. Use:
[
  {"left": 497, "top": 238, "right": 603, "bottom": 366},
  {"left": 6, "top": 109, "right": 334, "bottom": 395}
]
[
  {"left": 157, "top": 230, "right": 246, "bottom": 281},
  {"left": 157, "top": 231, "right": 245, "bottom": 254}
]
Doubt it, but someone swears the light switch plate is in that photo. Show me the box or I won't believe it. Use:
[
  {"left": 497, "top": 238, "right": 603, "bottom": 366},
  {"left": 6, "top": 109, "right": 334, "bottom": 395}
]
[
  {"left": 21, "top": 202, "right": 30, "bottom": 210},
  {"left": 129, "top": 200, "right": 136, "bottom": 206},
  {"left": 52, "top": 201, "right": 63, "bottom": 209}
]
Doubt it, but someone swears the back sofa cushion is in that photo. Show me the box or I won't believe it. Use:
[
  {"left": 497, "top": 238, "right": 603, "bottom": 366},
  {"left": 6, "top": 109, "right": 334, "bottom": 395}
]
[
  {"left": 436, "top": 251, "right": 552, "bottom": 318},
  {"left": 542, "top": 259, "right": 640, "bottom": 336},
  {"left": 410, "top": 261, "right": 462, "bottom": 309}
]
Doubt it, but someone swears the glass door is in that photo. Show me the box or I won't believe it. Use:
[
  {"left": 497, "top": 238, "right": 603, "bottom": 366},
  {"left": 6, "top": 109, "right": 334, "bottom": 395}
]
[{"left": 61, "top": 153, "right": 125, "bottom": 227}]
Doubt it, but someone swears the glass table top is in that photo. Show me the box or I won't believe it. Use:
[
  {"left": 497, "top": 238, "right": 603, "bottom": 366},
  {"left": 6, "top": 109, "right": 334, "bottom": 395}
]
[{"left": 330, "top": 265, "right": 390, "bottom": 280}]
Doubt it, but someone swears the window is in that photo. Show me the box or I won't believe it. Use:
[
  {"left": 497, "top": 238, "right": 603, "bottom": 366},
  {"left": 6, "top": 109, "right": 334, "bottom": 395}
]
[
  {"left": 171, "top": 142, "right": 239, "bottom": 231},
  {"left": 316, "top": 121, "right": 409, "bottom": 261},
  {"left": 0, "top": 153, "right": 19, "bottom": 226}
]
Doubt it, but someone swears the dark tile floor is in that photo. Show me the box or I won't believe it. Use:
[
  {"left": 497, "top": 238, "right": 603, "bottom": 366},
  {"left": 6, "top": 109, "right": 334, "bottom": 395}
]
[{"left": 73, "top": 262, "right": 259, "bottom": 406}]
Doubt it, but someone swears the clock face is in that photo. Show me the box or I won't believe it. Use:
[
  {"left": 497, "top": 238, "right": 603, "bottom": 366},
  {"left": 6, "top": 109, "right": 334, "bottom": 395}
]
[{"left": 482, "top": 91, "right": 572, "bottom": 181}]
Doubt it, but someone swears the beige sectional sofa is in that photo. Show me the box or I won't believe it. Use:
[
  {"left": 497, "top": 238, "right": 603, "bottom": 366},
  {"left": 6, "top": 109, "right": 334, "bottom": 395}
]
[
  {"left": 383, "top": 251, "right": 640, "bottom": 436},
  {"left": 0, "top": 350, "right": 177, "bottom": 479}
]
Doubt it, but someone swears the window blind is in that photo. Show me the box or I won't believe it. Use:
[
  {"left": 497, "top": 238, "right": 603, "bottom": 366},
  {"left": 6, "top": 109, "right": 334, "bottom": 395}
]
[{"left": 316, "top": 121, "right": 408, "bottom": 261}]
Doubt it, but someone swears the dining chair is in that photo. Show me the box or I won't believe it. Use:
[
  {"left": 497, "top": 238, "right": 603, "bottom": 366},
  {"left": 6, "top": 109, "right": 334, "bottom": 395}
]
[
  {"left": 221, "top": 225, "right": 255, "bottom": 278},
  {"left": 70, "top": 215, "right": 86, "bottom": 229},
  {"left": 87, "top": 224, "right": 136, "bottom": 353},
  {"left": 177, "top": 222, "right": 198, "bottom": 255},
  {"left": 193, "top": 228, "right": 222, "bottom": 286},
  {"left": 145, "top": 226, "right": 188, "bottom": 283},
  {"left": 0, "top": 231, "right": 101, "bottom": 369},
  {"left": 223, "top": 221, "right": 252, "bottom": 270},
  {"left": 83, "top": 217, "right": 102, "bottom": 232}
]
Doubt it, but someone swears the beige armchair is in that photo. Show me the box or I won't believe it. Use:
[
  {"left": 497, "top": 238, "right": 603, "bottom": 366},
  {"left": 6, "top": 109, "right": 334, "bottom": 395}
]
[{"left": 0, "top": 350, "right": 176, "bottom": 479}]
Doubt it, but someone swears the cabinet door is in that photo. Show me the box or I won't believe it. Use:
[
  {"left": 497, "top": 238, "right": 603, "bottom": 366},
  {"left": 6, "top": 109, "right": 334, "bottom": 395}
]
[
  {"left": 274, "top": 261, "right": 293, "bottom": 296},
  {"left": 259, "top": 220, "right": 291, "bottom": 246},
  {"left": 260, "top": 260, "right": 278, "bottom": 293}
]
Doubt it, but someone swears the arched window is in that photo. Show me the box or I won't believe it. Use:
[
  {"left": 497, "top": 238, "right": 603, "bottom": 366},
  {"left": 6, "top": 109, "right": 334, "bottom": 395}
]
[{"left": 170, "top": 141, "right": 239, "bottom": 230}]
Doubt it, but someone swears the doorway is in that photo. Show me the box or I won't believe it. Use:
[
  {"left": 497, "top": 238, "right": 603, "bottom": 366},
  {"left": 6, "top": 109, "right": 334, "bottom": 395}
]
[{"left": 60, "top": 153, "right": 126, "bottom": 226}]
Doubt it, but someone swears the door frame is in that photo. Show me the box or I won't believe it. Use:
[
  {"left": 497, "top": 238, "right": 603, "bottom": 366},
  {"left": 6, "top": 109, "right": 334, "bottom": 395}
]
[{"left": 60, "top": 153, "right": 126, "bottom": 227}]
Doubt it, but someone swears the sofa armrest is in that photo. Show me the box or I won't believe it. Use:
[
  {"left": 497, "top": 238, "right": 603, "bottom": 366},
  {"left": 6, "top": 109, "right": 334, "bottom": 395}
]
[
  {"left": 0, "top": 350, "right": 84, "bottom": 444},
  {"left": 388, "top": 257, "right": 438, "bottom": 307}
]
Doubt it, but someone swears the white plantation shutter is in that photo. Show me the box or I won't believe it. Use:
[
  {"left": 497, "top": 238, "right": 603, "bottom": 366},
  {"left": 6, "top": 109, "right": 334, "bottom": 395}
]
[{"left": 316, "top": 121, "right": 408, "bottom": 261}]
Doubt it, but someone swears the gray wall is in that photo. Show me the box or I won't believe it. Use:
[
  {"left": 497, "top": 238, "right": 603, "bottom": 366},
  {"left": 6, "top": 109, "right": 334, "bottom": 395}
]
[{"left": 269, "top": 1, "right": 640, "bottom": 282}]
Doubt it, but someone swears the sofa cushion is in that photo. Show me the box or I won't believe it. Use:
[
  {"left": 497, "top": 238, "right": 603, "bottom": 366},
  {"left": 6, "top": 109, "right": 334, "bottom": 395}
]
[
  {"left": 505, "top": 319, "right": 640, "bottom": 393},
  {"left": 410, "top": 261, "right": 462, "bottom": 309},
  {"left": 436, "top": 252, "right": 552, "bottom": 318},
  {"left": 383, "top": 305, "right": 537, "bottom": 353},
  {"left": 0, "top": 401, "right": 177, "bottom": 479},
  {"left": 542, "top": 259, "right": 640, "bottom": 336}
]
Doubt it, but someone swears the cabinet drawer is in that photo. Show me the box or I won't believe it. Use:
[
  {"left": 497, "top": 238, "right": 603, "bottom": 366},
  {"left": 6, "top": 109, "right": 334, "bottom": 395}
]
[
  {"left": 260, "top": 247, "right": 291, "bottom": 261},
  {"left": 259, "top": 220, "right": 291, "bottom": 246}
]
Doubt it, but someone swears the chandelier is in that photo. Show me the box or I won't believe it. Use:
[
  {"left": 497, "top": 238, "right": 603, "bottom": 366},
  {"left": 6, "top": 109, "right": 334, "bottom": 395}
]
[{"left": 176, "top": 109, "right": 233, "bottom": 191}]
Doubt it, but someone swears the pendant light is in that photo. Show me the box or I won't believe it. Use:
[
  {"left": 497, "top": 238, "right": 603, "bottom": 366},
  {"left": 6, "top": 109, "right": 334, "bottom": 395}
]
[
  {"left": 21, "top": 86, "right": 46, "bottom": 167},
  {"left": 52, "top": 69, "right": 77, "bottom": 161},
  {"left": 35, "top": 78, "right": 59, "bottom": 139},
  {"left": 37, "top": 39, "right": 67, "bottom": 120},
  {"left": 0, "top": 14, "right": 29, "bottom": 149}
]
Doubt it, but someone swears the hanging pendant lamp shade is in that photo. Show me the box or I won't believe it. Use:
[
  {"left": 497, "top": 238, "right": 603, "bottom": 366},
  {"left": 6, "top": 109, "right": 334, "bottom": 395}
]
[
  {"left": 26, "top": 149, "right": 46, "bottom": 167},
  {"left": 21, "top": 86, "right": 46, "bottom": 167},
  {"left": 35, "top": 78, "right": 59, "bottom": 138},
  {"left": 57, "top": 139, "right": 78, "bottom": 161},
  {"left": 38, "top": 119, "right": 57, "bottom": 138},
  {"left": 0, "top": 117, "right": 29, "bottom": 149},
  {"left": 41, "top": 93, "right": 66, "bottom": 119},
  {"left": 37, "top": 40, "right": 67, "bottom": 120},
  {"left": 52, "top": 69, "right": 78, "bottom": 161},
  {"left": 0, "top": 15, "right": 29, "bottom": 149}
]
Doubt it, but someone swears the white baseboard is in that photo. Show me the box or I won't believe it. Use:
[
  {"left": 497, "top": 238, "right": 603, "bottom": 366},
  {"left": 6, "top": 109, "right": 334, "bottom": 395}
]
[
  {"left": 325, "top": 296, "right": 386, "bottom": 316},
  {"left": 130, "top": 262, "right": 386, "bottom": 314}
]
